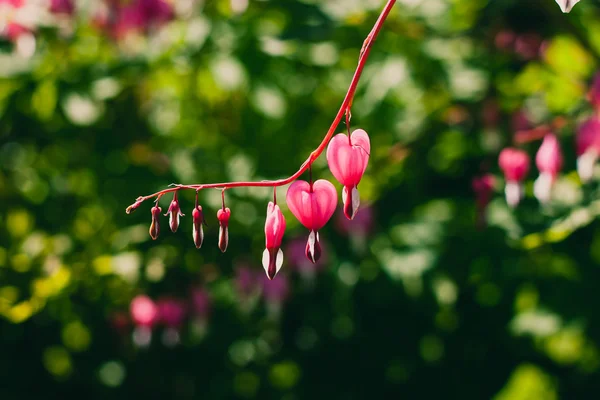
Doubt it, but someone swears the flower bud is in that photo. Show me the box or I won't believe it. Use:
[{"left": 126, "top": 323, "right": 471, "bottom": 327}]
[
  {"left": 262, "top": 201, "right": 286, "bottom": 280},
  {"left": 326, "top": 129, "right": 370, "bottom": 220},
  {"left": 164, "top": 192, "right": 184, "bottom": 232},
  {"left": 534, "top": 134, "right": 563, "bottom": 203},
  {"left": 192, "top": 205, "right": 204, "bottom": 249},
  {"left": 126, "top": 197, "right": 144, "bottom": 214},
  {"left": 149, "top": 206, "right": 162, "bottom": 240},
  {"left": 499, "top": 148, "right": 530, "bottom": 207},
  {"left": 217, "top": 208, "right": 231, "bottom": 253}
]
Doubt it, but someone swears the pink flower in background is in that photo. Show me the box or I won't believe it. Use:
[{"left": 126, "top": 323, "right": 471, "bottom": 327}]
[
  {"left": 534, "top": 134, "right": 563, "bottom": 203},
  {"left": 327, "top": 129, "right": 370, "bottom": 220},
  {"left": 514, "top": 33, "right": 542, "bottom": 60},
  {"left": 190, "top": 287, "right": 211, "bottom": 319},
  {"left": 156, "top": 296, "right": 187, "bottom": 347},
  {"left": 286, "top": 179, "right": 337, "bottom": 264},
  {"left": 235, "top": 265, "right": 261, "bottom": 300},
  {"left": 50, "top": 0, "right": 74, "bottom": 15},
  {"left": 472, "top": 174, "right": 495, "bottom": 228},
  {"left": 0, "top": 0, "right": 28, "bottom": 41},
  {"left": 262, "top": 201, "right": 286, "bottom": 280},
  {"left": 130, "top": 295, "right": 159, "bottom": 327},
  {"left": 511, "top": 110, "right": 532, "bottom": 133},
  {"left": 156, "top": 297, "right": 187, "bottom": 328},
  {"left": 472, "top": 174, "right": 495, "bottom": 208},
  {"left": 109, "top": 311, "right": 131, "bottom": 336},
  {"left": 98, "top": 0, "right": 174, "bottom": 39},
  {"left": 576, "top": 117, "right": 600, "bottom": 182},
  {"left": 499, "top": 148, "right": 530, "bottom": 207},
  {"left": 494, "top": 30, "right": 515, "bottom": 51},
  {"left": 261, "top": 274, "right": 290, "bottom": 305},
  {"left": 589, "top": 73, "right": 600, "bottom": 112},
  {"left": 335, "top": 204, "right": 374, "bottom": 236},
  {"left": 285, "top": 237, "right": 327, "bottom": 279}
]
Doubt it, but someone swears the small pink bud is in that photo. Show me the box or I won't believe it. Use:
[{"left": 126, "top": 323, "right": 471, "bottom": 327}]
[
  {"left": 589, "top": 73, "right": 600, "bottom": 111},
  {"left": 286, "top": 179, "right": 337, "bottom": 265},
  {"left": 130, "top": 295, "right": 158, "bottom": 327},
  {"left": 192, "top": 205, "right": 204, "bottom": 249},
  {"left": 149, "top": 206, "right": 162, "bottom": 240},
  {"left": 326, "top": 129, "right": 370, "bottom": 220},
  {"left": 164, "top": 192, "right": 184, "bottom": 232},
  {"left": 217, "top": 207, "right": 231, "bottom": 253},
  {"left": 262, "top": 201, "right": 286, "bottom": 280},
  {"left": 499, "top": 148, "right": 530, "bottom": 207},
  {"left": 126, "top": 197, "right": 144, "bottom": 214},
  {"left": 576, "top": 117, "right": 600, "bottom": 182},
  {"left": 534, "top": 134, "right": 563, "bottom": 203}
]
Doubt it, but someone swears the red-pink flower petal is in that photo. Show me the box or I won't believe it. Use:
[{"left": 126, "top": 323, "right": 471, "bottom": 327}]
[
  {"left": 536, "top": 133, "right": 563, "bottom": 176},
  {"left": 286, "top": 179, "right": 338, "bottom": 231},
  {"left": 326, "top": 129, "right": 370, "bottom": 187},
  {"left": 499, "top": 148, "right": 530, "bottom": 182}
]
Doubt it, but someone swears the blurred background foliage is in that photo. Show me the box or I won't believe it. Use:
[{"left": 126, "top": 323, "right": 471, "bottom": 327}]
[{"left": 2, "top": 0, "right": 600, "bottom": 398}]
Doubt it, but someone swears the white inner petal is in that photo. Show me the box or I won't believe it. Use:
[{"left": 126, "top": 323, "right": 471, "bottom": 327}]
[
  {"left": 534, "top": 173, "right": 553, "bottom": 204},
  {"left": 276, "top": 248, "right": 283, "bottom": 274},
  {"left": 577, "top": 151, "right": 597, "bottom": 183},
  {"left": 262, "top": 249, "right": 270, "bottom": 275},
  {"left": 351, "top": 186, "right": 360, "bottom": 217},
  {"left": 505, "top": 181, "right": 523, "bottom": 208}
]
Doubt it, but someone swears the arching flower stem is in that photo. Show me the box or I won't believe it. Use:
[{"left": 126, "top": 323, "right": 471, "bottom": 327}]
[{"left": 126, "top": 0, "right": 397, "bottom": 213}]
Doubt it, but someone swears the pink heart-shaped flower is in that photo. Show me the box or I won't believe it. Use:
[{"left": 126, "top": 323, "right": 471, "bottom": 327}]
[
  {"left": 326, "top": 129, "right": 370, "bottom": 187},
  {"left": 286, "top": 179, "right": 338, "bottom": 231}
]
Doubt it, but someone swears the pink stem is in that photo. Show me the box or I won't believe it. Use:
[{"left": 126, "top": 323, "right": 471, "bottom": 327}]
[{"left": 127, "top": 0, "right": 396, "bottom": 212}]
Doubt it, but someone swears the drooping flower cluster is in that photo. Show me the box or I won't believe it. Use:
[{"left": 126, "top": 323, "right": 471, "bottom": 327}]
[
  {"left": 93, "top": 0, "right": 174, "bottom": 39},
  {"left": 127, "top": 288, "right": 211, "bottom": 348},
  {"left": 129, "top": 128, "right": 371, "bottom": 280},
  {"left": 492, "top": 73, "right": 600, "bottom": 210}
]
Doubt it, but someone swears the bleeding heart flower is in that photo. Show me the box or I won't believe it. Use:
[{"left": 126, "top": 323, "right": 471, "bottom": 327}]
[
  {"left": 327, "top": 129, "right": 370, "bottom": 220},
  {"left": 149, "top": 205, "right": 162, "bottom": 240},
  {"left": 499, "top": 148, "right": 530, "bottom": 207},
  {"left": 262, "top": 201, "right": 286, "bottom": 280},
  {"left": 164, "top": 191, "right": 184, "bottom": 232},
  {"left": 217, "top": 207, "right": 231, "bottom": 252},
  {"left": 286, "top": 179, "right": 337, "bottom": 264},
  {"left": 192, "top": 193, "right": 204, "bottom": 249},
  {"left": 130, "top": 295, "right": 158, "bottom": 328},
  {"left": 534, "top": 134, "right": 563, "bottom": 203},
  {"left": 576, "top": 117, "right": 600, "bottom": 182}
]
